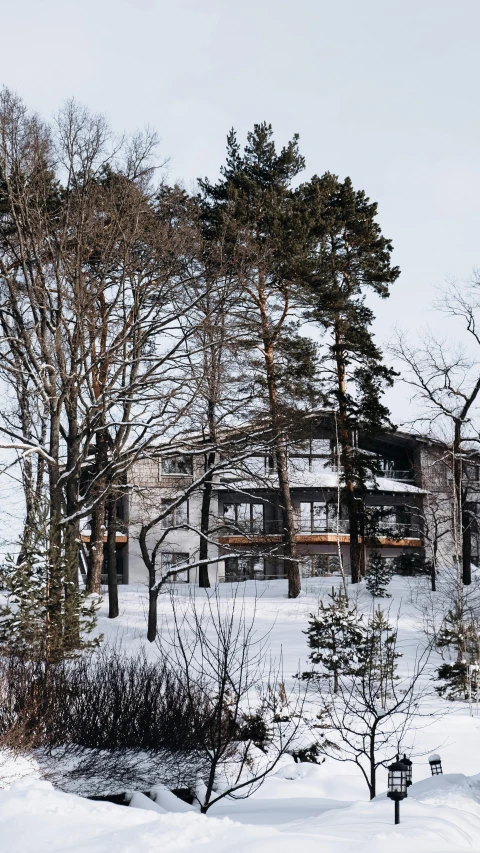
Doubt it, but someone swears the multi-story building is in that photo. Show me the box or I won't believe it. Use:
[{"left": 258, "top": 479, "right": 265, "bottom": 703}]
[{"left": 100, "top": 423, "right": 480, "bottom": 586}]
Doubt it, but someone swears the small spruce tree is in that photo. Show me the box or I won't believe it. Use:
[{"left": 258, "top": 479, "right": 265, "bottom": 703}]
[
  {"left": 301, "top": 588, "right": 365, "bottom": 693},
  {"left": 435, "top": 602, "right": 480, "bottom": 700},
  {"left": 365, "top": 551, "right": 393, "bottom": 598},
  {"left": 360, "top": 607, "right": 402, "bottom": 707},
  {"left": 0, "top": 508, "right": 100, "bottom": 662}
]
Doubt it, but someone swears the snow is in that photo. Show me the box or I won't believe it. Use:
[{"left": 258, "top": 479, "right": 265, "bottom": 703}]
[
  {"left": 3, "top": 575, "right": 480, "bottom": 851},
  {"left": 224, "top": 471, "right": 425, "bottom": 493},
  {"left": 4, "top": 773, "right": 480, "bottom": 852}
]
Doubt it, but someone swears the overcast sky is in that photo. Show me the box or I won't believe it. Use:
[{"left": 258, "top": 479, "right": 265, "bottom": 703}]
[{"left": 1, "top": 0, "right": 479, "bottom": 422}]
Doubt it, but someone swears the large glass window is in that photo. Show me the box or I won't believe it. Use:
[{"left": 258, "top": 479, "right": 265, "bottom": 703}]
[
  {"left": 376, "top": 505, "right": 397, "bottom": 533},
  {"left": 223, "top": 503, "right": 264, "bottom": 533},
  {"left": 300, "top": 554, "right": 342, "bottom": 577},
  {"left": 378, "top": 457, "right": 396, "bottom": 474},
  {"left": 224, "top": 556, "right": 265, "bottom": 581},
  {"left": 299, "top": 501, "right": 338, "bottom": 532},
  {"left": 288, "top": 438, "right": 334, "bottom": 474}
]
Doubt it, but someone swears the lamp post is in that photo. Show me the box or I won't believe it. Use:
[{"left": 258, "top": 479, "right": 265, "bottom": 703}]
[
  {"left": 402, "top": 754, "right": 413, "bottom": 787},
  {"left": 428, "top": 754, "right": 442, "bottom": 776},
  {"left": 387, "top": 756, "right": 408, "bottom": 824}
]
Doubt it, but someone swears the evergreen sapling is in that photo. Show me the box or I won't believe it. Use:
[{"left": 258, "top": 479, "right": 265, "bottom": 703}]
[
  {"left": 300, "top": 588, "right": 365, "bottom": 693},
  {"left": 366, "top": 551, "right": 393, "bottom": 598},
  {"left": 0, "top": 509, "right": 100, "bottom": 662},
  {"left": 435, "top": 601, "right": 480, "bottom": 700}
]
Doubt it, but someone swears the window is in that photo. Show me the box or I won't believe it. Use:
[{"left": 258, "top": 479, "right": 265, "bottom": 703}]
[
  {"left": 160, "top": 499, "right": 188, "bottom": 528},
  {"left": 264, "top": 454, "right": 277, "bottom": 473},
  {"left": 223, "top": 503, "right": 264, "bottom": 533},
  {"left": 375, "top": 505, "right": 397, "bottom": 533},
  {"left": 224, "top": 556, "right": 265, "bottom": 582},
  {"left": 299, "top": 501, "right": 338, "bottom": 533},
  {"left": 161, "top": 455, "right": 193, "bottom": 476},
  {"left": 378, "top": 457, "right": 396, "bottom": 474},
  {"left": 290, "top": 438, "right": 332, "bottom": 456},
  {"left": 300, "top": 554, "right": 342, "bottom": 577},
  {"left": 160, "top": 552, "right": 190, "bottom": 582},
  {"left": 288, "top": 438, "right": 334, "bottom": 473}
]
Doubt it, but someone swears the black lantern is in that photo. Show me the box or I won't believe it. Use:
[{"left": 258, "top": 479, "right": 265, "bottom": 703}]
[
  {"left": 428, "top": 754, "right": 442, "bottom": 776},
  {"left": 402, "top": 754, "right": 413, "bottom": 787},
  {"left": 387, "top": 756, "right": 408, "bottom": 824}
]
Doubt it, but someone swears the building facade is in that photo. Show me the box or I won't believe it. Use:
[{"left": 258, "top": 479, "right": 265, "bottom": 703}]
[{"left": 90, "top": 425, "right": 480, "bottom": 586}]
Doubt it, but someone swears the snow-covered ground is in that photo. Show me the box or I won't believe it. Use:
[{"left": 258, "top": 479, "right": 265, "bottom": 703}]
[
  {"left": 4, "top": 771, "right": 480, "bottom": 852},
  {"left": 3, "top": 574, "right": 480, "bottom": 852}
]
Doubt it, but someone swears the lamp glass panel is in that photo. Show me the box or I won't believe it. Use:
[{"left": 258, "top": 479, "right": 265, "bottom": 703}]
[{"left": 388, "top": 769, "right": 407, "bottom": 793}]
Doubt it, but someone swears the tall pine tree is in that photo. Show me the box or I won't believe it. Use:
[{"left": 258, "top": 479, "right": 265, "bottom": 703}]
[
  {"left": 299, "top": 174, "right": 399, "bottom": 583},
  {"left": 199, "top": 125, "right": 319, "bottom": 597}
]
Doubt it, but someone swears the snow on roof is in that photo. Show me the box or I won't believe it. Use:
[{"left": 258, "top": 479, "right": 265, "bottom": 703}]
[{"left": 219, "top": 470, "right": 425, "bottom": 494}]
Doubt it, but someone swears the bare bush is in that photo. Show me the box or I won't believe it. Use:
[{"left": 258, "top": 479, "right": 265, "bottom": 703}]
[{"left": 159, "top": 587, "right": 305, "bottom": 812}]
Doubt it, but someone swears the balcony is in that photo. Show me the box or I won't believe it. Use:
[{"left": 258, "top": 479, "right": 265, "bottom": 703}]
[{"left": 219, "top": 517, "right": 422, "bottom": 546}]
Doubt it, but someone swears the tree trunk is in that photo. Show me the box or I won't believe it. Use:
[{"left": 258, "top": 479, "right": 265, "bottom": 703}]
[
  {"left": 106, "top": 495, "right": 119, "bottom": 618},
  {"left": 271, "top": 419, "right": 299, "bottom": 596},
  {"left": 334, "top": 322, "right": 362, "bottom": 584},
  {"left": 462, "top": 500, "right": 472, "bottom": 586},
  {"left": 64, "top": 409, "right": 81, "bottom": 650},
  {"left": 199, "top": 454, "right": 214, "bottom": 588},
  {"left": 47, "top": 406, "right": 64, "bottom": 663},
  {"left": 86, "top": 498, "right": 105, "bottom": 594},
  {"left": 258, "top": 285, "right": 300, "bottom": 598},
  {"left": 369, "top": 735, "right": 376, "bottom": 800},
  {"left": 345, "top": 493, "right": 361, "bottom": 584},
  {"left": 453, "top": 423, "right": 471, "bottom": 585},
  {"left": 199, "top": 394, "right": 215, "bottom": 589},
  {"left": 147, "top": 584, "right": 158, "bottom": 643}
]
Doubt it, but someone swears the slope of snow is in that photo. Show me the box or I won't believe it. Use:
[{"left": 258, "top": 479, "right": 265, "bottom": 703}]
[{"left": 3, "top": 574, "right": 480, "bottom": 851}]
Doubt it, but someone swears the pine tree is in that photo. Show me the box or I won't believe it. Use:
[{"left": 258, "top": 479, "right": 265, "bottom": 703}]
[
  {"left": 299, "top": 174, "right": 399, "bottom": 584},
  {"left": 301, "top": 589, "right": 365, "bottom": 692},
  {"left": 199, "top": 124, "right": 321, "bottom": 598},
  {"left": 365, "top": 551, "right": 393, "bottom": 598},
  {"left": 0, "top": 508, "right": 100, "bottom": 662}
]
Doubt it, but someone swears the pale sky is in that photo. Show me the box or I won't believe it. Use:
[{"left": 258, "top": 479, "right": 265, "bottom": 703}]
[{"left": 1, "top": 0, "right": 479, "bottom": 422}]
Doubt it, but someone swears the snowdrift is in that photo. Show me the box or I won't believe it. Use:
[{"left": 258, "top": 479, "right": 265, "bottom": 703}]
[{"left": 2, "top": 772, "right": 480, "bottom": 853}]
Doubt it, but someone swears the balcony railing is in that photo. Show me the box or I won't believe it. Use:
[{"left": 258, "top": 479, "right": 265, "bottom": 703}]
[
  {"left": 222, "top": 519, "right": 351, "bottom": 536},
  {"left": 297, "top": 519, "right": 350, "bottom": 535},
  {"left": 374, "top": 522, "right": 420, "bottom": 538},
  {"left": 221, "top": 520, "right": 281, "bottom": 536}
]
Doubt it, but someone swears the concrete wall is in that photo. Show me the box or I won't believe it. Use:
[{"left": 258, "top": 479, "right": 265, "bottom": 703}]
[{"left": 126, "top": 457, "right": 222, "bottom": 585}]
